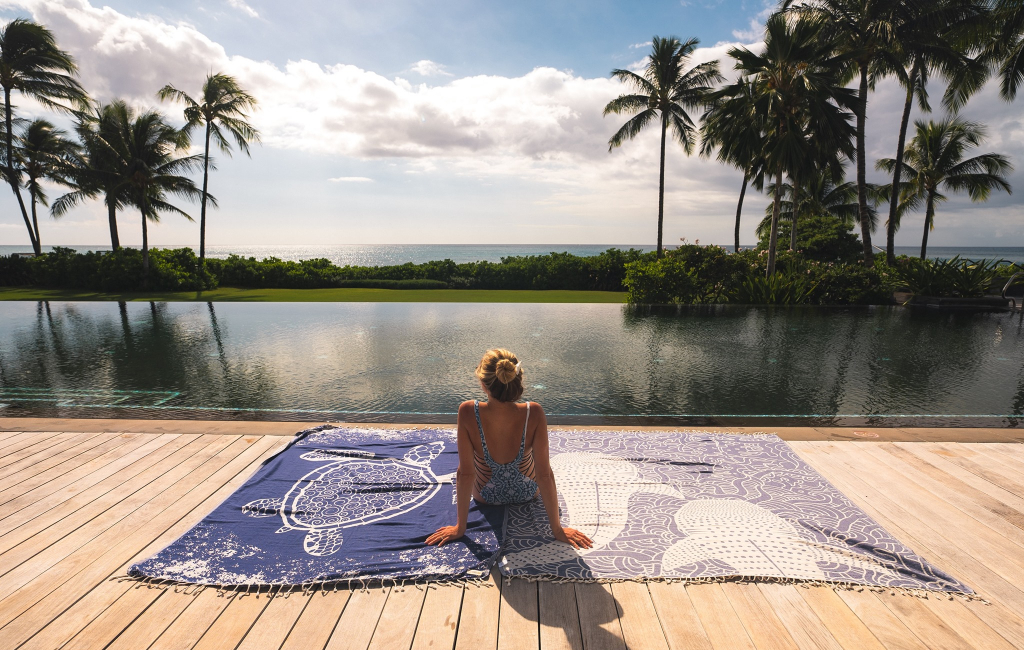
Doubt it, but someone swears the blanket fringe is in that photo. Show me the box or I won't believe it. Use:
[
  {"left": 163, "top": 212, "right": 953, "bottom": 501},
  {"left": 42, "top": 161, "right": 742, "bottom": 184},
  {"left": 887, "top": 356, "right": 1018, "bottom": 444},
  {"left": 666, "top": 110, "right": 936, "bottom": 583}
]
[
  {"left": 117, "top": 572, "right": 982, "bottom": 603},
  {"left": 496, "top": 573, "right": 985, "bottom": 603}
]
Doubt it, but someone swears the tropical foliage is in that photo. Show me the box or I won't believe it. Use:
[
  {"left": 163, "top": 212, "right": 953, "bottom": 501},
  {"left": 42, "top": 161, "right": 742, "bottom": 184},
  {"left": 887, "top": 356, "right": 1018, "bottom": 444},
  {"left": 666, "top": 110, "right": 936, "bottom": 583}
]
[
  {"left": 604, "top": 36, "right": 722, "bottom": 258},
  {"left": 877, "top": 117, "right": 1012, "bottom": 259},
  {"left": 159, "top": 73, "right": 260, "bottom": 266}
]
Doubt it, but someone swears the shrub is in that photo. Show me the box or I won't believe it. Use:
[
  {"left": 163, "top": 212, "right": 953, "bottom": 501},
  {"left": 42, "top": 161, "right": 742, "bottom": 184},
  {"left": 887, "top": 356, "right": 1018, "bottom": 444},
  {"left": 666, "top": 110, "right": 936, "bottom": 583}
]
[
  {"left": 732, "top": 273, "right": 817, "bottom": 305},
  {"left": 895, "top": 256, "right": 1015, "bottom": 298},
  {"left": 756, "top": 214, "right": 862, "bottom": 264}
]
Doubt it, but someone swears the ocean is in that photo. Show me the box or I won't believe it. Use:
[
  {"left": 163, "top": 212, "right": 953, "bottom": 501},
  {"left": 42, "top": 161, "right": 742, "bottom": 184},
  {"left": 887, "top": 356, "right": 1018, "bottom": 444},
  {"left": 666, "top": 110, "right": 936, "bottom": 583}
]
[{"left": 1, "top": 244, "right": 1023, "bottom": 265}]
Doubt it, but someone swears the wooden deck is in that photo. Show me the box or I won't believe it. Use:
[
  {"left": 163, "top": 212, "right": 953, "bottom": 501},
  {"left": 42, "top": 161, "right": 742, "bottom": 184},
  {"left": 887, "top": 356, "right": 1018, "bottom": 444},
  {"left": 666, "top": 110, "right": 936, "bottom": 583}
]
[{"left": 1, "top": 425, "right": 1023, "bottom": 649}]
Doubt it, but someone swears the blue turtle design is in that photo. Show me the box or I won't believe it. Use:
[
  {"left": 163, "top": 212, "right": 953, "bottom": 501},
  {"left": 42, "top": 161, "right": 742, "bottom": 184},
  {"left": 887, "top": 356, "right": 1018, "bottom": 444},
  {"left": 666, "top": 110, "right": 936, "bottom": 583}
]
[{"left": 242, "top": 441, "right": 450, "bottom": 556}]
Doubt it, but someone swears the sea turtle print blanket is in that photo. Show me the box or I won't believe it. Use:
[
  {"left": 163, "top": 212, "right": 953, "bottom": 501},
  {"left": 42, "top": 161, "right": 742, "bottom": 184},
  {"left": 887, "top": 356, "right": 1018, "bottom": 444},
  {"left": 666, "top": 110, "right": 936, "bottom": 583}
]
[
  {"left": 131, "top": 427, "right": 969, "bottom": 594},
  {"left": 499, "top": 430, "right": 971, "bottom": 594},
  {"left": 130, "top": 426, "right": 504, "bottom": 586}
]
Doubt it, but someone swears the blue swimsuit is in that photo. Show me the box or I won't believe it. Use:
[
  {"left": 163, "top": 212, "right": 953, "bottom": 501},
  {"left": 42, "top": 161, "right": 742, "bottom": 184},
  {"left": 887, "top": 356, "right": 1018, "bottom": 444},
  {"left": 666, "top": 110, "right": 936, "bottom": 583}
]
[{"left": 473, "top": 400, "right": 538, "bottom": 504}]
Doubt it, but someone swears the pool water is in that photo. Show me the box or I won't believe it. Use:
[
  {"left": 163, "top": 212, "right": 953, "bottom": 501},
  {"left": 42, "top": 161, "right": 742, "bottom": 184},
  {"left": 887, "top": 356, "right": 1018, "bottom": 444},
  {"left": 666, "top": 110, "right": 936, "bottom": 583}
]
[{"left": 1, "top": 301, "right": 1022, "bottom": 427}]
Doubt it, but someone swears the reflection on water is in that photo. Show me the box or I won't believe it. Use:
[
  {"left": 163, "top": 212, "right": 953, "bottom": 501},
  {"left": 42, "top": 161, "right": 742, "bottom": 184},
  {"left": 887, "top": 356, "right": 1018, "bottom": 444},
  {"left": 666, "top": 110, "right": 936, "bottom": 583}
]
[{"left": 0, "top": 301, "right": 1022, "bottom": 426}]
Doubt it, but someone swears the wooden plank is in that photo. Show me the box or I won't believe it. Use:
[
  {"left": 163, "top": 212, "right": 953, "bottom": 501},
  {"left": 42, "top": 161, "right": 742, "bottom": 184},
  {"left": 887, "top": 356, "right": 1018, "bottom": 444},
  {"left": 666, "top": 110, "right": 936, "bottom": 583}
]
[
  {"left": 828, "top": 444, "right": 1024, "bottom": 582},
  {"left": 0, "top": 437, "right": 242, "bottom": 600},
  {"left": 832, "top": 589, "right": 927, "bottom": 650},
  {"left": 686, "top": 583, "right": 755, "bottom": 650},
  {"left": 0, "top": 430, "right": 39, "bottom": 452},
  {"left": 879, "top": 444, "right": 1024, "bottom": 533},
  {"left": 369, "top": 586, "right": 428, "bottom": 650},
  {"left": 0, "top": 434, "right": 219, "bottom": 559},
  {"left": 149, "top": 588, "right": 236, "bottom": 650},
  {"left": 757, "top": 584, "right": 844, "bottom": 650},
  {"left": 0, "top": 432, "right": 151, "bottom": 509},
  {"left": 925, "top": 597, "right": 1017, "bottom": 650},
  {"left": 574, "top": 583, "right": 625, "bottom": 650},
  {"left": 610, "top": 582, "right": 669, "bottom": 650},
  {"left": 898, "top": 444, "right": 1024, "bottom": 515},
  {"left": 792, "top": 443, "right": 1024, "bottom": 611},
  {"left": 0, "top": 432, "right": 51, "bottom": 458},
  {"left": 192, "top": 593, "right": 272, "bottom": 650},
  {"left": 498, "top": 579, "right": 538, "bottom": 650},
  {"left": 0, "top": 432, "right": 98, "bottom": 475},
  {"left": 453, "top": 576, "right": 502, "bottom": 650},
  {"left": 720, "top": 582, "right": 799, "bottom": 650},
  {"left": 797, "top": 588, "right": 885, "bottom": 650},
  {"left": 930, "top": 443, "right": 1024, "bottom": 500},
  {"left": 60, "top": 584, "right": 186, "bottom": 650},
  {"left": 862, "top": 444, "right": 1024, "bottom": 551},
  {"left": 647, "top": 582, "right": 712, "bottom": 650},
  {"left": 324, "top": 587, "right": 390, "bottom": 650},
  {"left": 105, "top": 589, "right": 199, "bottom": 650},
  {"left": 963, "top": 600, "right": 1024, "bottom": 649},
  {"left": 0, "top": 436, "right": 283, "bottom": 650},
  {"left": 236, "top": 592, "right": 312, "bottom": 650},
  {"left": 281, "top": 590, "right": 351, "bottom": 650},
  {"left": 876, "top": 593, "right": 973, "bottom": 650},
  {"left": 537, "top": 582, "right": 583, "bottom": 650}
]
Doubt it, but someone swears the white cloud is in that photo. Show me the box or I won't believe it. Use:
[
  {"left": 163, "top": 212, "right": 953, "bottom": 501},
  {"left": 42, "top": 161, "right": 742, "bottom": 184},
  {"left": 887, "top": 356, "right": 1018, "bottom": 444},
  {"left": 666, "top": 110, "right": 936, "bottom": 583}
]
[
  {"left": 1, "top": 0, "right": 1021, "bottom": 248},
  {"left": 732, "top": 19, "right": 763, "bottom": 42},
  {"left": 328, "top": 176, "right": 373, "bottom": 182},
  {"left": 409, "top": 60, "right": 452, "bottom": 77},
  {"left": 226, "top": 0, "right": 258, "bottom": 19},
  {"left": 629, "top": 41, "right": 652, "bottom": 50}
]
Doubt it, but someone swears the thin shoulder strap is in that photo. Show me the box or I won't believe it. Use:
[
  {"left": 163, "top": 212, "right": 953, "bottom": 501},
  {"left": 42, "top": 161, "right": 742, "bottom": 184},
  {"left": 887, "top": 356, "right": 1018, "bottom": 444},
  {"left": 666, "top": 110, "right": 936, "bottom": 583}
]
[
  {"left": 518, "top": 402, "right": 530, "bottom": 453},
  {"left": 473, "top": 401, "right": 491, "bottom": 457}
]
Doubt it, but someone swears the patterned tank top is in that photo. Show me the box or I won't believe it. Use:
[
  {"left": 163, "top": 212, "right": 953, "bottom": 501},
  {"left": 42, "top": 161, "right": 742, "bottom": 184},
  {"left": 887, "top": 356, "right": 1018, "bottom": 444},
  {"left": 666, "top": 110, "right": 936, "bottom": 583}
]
[{"left": 472, "top": 400, "right": 538, "bottom": 505}]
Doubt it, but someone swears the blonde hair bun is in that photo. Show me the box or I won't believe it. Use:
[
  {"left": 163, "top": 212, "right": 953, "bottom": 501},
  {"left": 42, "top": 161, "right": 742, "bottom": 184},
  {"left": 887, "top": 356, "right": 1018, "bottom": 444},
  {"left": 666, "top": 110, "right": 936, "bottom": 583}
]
[
  {"left": 475, "top": 348, "right": 525, "bottom": 402},
  {"left": 495, "top": 358, "right": 518, "bottom": 384}
]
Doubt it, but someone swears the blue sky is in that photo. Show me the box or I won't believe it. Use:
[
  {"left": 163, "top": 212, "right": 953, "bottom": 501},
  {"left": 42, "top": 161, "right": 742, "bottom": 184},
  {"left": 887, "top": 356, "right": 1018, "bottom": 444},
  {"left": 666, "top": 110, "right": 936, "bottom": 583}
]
[{"left": 0, "top": 0, "right": 1021, "bottom": 249}]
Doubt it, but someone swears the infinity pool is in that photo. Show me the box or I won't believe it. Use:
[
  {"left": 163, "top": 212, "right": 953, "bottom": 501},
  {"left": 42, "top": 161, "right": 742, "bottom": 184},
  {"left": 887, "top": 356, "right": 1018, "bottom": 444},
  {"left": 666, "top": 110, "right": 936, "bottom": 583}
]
[{"left": 0, "top": 301, "right": 1022, "bottom": 426}]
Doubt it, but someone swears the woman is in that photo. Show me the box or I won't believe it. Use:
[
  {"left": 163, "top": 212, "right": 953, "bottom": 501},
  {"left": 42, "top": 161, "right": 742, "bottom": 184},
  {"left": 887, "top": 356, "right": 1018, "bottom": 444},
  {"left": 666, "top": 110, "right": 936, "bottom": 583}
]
[{"left": 426, "top": 348, "right": 593, "bottom": 550}]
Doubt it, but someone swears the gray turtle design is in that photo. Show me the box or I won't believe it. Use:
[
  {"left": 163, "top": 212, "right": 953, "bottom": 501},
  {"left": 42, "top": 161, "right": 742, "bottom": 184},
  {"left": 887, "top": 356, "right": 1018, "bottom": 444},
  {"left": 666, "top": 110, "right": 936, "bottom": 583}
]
[{"left": 242, "top": 441, "right": 451, "bottom": 556}]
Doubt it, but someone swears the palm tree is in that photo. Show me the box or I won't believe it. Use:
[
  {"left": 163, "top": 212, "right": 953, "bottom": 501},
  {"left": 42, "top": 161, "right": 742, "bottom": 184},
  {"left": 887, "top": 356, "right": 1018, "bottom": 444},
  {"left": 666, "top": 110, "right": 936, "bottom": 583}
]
[
  {"left": 882, "top": 0, "right": 990, "bottom": 264},
  {"left": 158, "top": 73, "right": 260, "bottom": 266},
  {"left": 756, "top": 170, "right": 881, "bottom": 238},
  {"left": 51, "top": 101, "right": 135, "bottom": 249},
  {"left": 877, "top": 118, "right": 1011, "bottom": 259},
  {"left": 988, "top": 0, "right": 1024, "bottom": 100},
  {"left": 17, "top": 119, "right": 77, "bottom": 247},
  {"left": 701, "top": 78, "right": 767, "bottom": 252},
  {"left": 105, "top": 105, "right": 209, "bottom": 277},
  {"left": 604, "top": 36, "right": 722, "bottom": 258},
  {"left": 785, "top": 0, "right": 914, "bottom": 266},
  {"left": 726, "top": 13, "right": 857, "bottom": 275},
  {"left": 0, "top": 19, "right": 88, "bottom": 254}
]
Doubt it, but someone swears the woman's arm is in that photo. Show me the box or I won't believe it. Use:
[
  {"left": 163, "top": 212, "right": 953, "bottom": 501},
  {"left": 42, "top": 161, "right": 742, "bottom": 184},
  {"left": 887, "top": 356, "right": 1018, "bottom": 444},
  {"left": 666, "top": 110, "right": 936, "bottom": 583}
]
[
  {"left": 531, "top": 403, "right": 593, "bottom": 549},
  {"left": 426, "top": 402, "right": 476, "bottom": 546}
]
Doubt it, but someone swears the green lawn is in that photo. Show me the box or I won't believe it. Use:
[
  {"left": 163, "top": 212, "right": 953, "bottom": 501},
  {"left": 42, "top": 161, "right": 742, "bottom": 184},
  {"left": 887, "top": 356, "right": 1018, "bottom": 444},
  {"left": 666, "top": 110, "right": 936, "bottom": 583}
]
[{"left": 0, "top": 286, "right": 627, "bottom": 303}]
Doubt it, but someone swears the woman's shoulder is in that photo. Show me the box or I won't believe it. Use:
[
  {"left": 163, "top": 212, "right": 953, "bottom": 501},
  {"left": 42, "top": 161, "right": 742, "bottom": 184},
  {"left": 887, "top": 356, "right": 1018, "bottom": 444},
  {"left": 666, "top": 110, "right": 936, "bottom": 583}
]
[
  {"left": 523, "top": 400, "right": 545, "bottom": 415},
  {"left": 458, "top": 400, "right": 477, "bottom": 414}
]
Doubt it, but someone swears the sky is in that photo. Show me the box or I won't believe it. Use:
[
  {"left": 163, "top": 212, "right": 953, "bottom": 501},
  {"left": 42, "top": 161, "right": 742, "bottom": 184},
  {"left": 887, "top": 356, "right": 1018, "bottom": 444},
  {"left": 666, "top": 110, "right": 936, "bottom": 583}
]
[{"left": 0, "top": 0, "right": 1021, "bottom": 249}]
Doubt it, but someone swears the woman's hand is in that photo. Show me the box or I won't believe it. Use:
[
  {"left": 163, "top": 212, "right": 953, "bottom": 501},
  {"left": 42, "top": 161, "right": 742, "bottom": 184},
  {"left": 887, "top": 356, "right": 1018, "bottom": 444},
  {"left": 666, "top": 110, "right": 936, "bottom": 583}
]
[
  {"left": 426, "top": 525, "right": 465, "bottom": 546},
  {"left": 553, "top": 527, "right": 593, "bottom": 550}
]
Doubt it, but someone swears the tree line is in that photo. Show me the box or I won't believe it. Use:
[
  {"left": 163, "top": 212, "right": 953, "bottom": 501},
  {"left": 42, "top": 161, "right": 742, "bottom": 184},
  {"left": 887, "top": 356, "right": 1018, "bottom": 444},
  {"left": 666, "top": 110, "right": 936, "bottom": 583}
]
[
  {"left": 605, "top": 0, "right": 1022, "bottom": 274},
  {"left": 0, "top": 19, "right": 259, "bottom": 280}
]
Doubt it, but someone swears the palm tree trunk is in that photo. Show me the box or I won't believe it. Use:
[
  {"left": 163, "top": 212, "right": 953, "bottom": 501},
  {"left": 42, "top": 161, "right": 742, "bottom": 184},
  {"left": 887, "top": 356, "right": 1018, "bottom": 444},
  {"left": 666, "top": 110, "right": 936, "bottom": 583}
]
[
  {"left": 790, "top": 179, "right": 799, "bottom": 251},
  {"left": 141, "top": 209, "right": 149, "bottom": 281},
  {"left": 656, "top": 116, "right": 667, "bottom": 258},
  {"left": 734, "top": 172, "right": 748, "bottom": 253},
  {"left": 767, "top": 167, "right": 783, "bottom": 277},
  {"left": 888, "top": 63, "right": 917, "bottom": 265},
  {"left": 200, "top": 120, "right": 211, "bottom": 266},
  {"left": 30, "top": 192, "right": 40, "bottom": 247},
  {"left": 856, "top": 65, "right": 874, "bottom": 266},
  {"left": 106, "top": 198, "right": 120, "bottom": 250},
  {"left": 5, "top": 88, "right": 38, "bottom": 255},
  {"left": 920, "top": 192, "right": 934, "bottom": 260}
]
